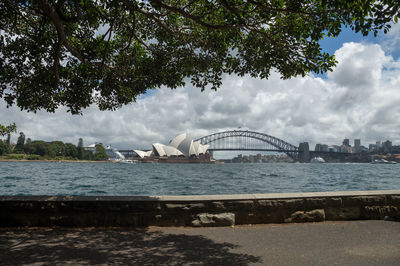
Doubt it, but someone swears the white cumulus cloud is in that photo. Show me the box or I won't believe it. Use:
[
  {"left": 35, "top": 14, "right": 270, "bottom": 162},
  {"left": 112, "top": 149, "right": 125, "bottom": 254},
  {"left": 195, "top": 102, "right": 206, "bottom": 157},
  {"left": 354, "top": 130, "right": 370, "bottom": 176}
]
[{"left": 1, "top": 41, "right": 400, "bottom": 157}]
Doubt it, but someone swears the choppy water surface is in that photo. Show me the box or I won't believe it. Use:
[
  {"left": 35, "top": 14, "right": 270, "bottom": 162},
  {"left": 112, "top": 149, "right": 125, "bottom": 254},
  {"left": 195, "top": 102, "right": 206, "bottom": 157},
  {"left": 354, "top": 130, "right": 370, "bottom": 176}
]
[{"left": 1, "top": 162, "right": 399, "bottom": 195}]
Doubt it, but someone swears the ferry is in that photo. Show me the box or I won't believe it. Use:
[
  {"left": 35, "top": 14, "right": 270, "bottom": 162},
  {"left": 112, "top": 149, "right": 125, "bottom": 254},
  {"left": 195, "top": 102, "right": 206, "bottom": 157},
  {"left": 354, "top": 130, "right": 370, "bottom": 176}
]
[
  {"left": 370, "top": 159, "right": 397, "bottom": 164},
  {"left": 310, "top": 156, "right": 325, "bottom": 163}
]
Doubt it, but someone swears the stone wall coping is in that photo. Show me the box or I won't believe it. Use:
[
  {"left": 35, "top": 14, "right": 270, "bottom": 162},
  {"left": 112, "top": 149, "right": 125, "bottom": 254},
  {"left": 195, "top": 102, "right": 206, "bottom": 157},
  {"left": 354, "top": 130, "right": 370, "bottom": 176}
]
[
  {"left": 156, "top": 190, "right": 400, "bottom": 201},
  {"left": 1, "top": 190, "right": 399, "bottom": 202},
  {"left": 252, "top": 190, "right": 400, "bottom": 199}
]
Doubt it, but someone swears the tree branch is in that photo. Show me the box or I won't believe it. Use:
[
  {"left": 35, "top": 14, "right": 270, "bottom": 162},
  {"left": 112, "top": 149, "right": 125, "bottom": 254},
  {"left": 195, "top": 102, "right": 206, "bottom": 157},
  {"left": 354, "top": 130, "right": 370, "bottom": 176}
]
[
  {"left": 53, "top": 38, "right": 62, "bottom": 88},
  {"left": 135, "top": 8, "right": 175, "bottom": 34},
  {"left": 247, "top": 0, "right": 313, "bottom": 16},
  {"left": 33, "top": 0, "right": 87, "bottom": 63},
  {"left": 151, "top": 0, "right": 237, "bottom": 30},
  {"left": 55, "top": 0, "right": 81, "bottom": 22},
  {"left": 220, "top": 0, "right": 245, "bottom": 24},
  {"left": 4, "top": 0, "right": 38, "bottom": 29}
]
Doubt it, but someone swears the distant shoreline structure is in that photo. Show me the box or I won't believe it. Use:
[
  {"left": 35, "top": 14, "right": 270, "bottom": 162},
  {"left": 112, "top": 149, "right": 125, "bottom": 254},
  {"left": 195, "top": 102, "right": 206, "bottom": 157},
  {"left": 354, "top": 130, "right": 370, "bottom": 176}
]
[
  {"left": 138, "top": 153, "right": 215, "bottom": 164},
  {"left": 0, "top": 158, "right": 109, "bottom": 163},
  {"left": 131, "top": 132, "right": 213, "bottom": 163}
]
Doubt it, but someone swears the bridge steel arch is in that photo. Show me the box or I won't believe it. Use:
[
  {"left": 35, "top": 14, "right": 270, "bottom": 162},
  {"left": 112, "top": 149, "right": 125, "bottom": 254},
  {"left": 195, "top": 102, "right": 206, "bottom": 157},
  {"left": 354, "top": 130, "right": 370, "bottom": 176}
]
[{"left": 195, "top": 130, "right": 299, "bottom": 159}]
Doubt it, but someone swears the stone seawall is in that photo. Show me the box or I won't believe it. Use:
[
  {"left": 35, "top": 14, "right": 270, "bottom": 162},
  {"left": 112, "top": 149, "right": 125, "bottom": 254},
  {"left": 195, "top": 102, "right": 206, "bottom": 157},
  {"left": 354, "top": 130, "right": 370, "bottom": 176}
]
[{"left": 1, "top": 190, "right": 399, "bottom": 227}]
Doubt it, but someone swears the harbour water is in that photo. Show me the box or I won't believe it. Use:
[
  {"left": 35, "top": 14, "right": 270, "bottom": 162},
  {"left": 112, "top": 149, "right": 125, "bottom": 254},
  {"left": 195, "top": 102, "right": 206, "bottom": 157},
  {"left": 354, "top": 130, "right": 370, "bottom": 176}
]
[{"left": 1, "top": 162, "right": 399, "bottom": 196}]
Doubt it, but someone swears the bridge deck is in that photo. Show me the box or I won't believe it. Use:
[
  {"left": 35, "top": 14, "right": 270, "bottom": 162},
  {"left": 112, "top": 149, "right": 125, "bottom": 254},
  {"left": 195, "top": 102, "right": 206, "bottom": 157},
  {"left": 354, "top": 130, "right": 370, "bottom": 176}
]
[{"left": 208, "top": 148, "right": 298, "bottom": 152}]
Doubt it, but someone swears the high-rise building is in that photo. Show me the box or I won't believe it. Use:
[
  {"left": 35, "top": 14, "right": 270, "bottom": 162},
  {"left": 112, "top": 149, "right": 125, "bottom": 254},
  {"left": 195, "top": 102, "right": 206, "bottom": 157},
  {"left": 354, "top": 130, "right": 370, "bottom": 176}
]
[
  {"left": 321, "top": 144, "right": 329, "bottom": 152},
  {"left": 340, "top": 145, "right": 350, "bottom": 153},
  {"left": 315, "top": 144, "right": 329, "bottom": 152},
  {"left": 376, "top": 141, "right": 381, "bottom": 148},
  {"left": 354, "top": 139, "right": 361, "bottom": 152},
  {"left": 369, "top": 144, "right": 376, "bottom": 152},
  {"left": 315, "top": 144, "right": 322, "bottom": 151},
  {"left": 343, "top": 138, "right": 350, "bottom": 147},
  {"left": 383, "top": 140, "right": 392, "bottom": 153}
]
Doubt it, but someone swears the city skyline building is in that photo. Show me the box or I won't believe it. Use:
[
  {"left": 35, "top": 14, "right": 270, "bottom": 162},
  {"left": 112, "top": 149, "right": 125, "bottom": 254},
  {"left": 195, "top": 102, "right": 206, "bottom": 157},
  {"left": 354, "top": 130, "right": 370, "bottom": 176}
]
[
  {"left": 376, "top": 141, "right": 382, "bottom": 149},
  {"left": 314, "top": 137, "right": 397, "bottom": 155},
  {"left": 354, "top": 139, "right": 361, "bottom": 151},
  {"left": 383, "top": 140, "right": 393, "bottom": 154},
  {"left": 343, "top": 138, "right": 350, "bottom": 147}
]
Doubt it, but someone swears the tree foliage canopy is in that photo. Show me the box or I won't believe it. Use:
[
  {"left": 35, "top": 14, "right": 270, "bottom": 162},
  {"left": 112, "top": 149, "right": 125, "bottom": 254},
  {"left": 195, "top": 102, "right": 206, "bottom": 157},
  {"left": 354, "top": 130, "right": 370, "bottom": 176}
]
[
  {"left": 0, "top": 123, "right": 16, "bottom": 136},
  {"left": 0, "top": 139, "right": 11, "bottom": 155},
  {"left": 1, "top": 0, "right": 399, "bottom": 113},
  {"left": 94, "top": 143, "right": 108, "bottom": 160},
  {"left": 24, "top": 140, "right": 56, "bottom": 156},
  {"left": 15, "top": 131, "right": 25, "bottom": 151}
]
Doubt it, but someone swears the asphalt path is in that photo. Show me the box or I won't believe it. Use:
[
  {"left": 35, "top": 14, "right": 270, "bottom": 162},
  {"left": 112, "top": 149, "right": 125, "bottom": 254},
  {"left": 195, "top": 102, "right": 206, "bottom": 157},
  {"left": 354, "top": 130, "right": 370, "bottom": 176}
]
[{"left": 1, "top": 220, "right": 399, "bottom": 265}]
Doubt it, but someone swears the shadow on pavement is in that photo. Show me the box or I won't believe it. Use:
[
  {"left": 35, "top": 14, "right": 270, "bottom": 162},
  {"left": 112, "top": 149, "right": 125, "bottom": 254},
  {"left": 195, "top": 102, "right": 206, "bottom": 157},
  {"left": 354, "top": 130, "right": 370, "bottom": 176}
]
[{"left": 0, "top": 228, "right": 260, "bottom": 265}]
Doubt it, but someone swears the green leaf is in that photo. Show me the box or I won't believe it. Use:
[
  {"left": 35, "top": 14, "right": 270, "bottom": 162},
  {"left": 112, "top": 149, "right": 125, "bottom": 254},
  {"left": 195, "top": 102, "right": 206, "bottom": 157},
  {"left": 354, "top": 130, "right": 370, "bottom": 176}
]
[{"left": 0, "top": 0, "right": 397, "bottom": 113}]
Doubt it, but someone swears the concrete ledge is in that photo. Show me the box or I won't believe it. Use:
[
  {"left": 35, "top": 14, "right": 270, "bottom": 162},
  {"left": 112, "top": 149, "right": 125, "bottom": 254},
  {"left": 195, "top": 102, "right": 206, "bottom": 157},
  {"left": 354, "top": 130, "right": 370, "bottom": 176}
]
[{"left": 1, "top": 190, "right": 399, "bottom": 227}]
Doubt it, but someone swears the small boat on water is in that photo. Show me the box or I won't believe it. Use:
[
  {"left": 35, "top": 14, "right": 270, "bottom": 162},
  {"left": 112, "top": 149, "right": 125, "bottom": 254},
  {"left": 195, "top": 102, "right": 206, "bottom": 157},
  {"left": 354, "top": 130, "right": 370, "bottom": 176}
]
[
  {"left": 119, "top": 159, "right": 138, "bottom": 164},
  {"left": 111, "top": 159, "right": 138, "bottom": 164},
  {"left": 370, "top": 159, "right": 397, "bottom": 164},
  {"left": 310, "top": 156, "right": 325, "bottom": 163}
]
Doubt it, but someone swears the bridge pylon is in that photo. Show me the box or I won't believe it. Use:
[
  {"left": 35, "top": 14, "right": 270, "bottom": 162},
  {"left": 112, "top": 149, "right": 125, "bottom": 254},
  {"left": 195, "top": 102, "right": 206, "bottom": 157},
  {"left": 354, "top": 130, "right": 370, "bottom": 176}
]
[{"left": 298, "top": 142, "right": 311, "bottom": 162}]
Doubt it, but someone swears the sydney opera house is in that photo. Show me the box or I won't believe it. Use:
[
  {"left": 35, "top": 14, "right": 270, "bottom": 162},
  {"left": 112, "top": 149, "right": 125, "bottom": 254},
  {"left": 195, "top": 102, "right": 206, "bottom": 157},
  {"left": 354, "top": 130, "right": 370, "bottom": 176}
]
[{"left": 133, "top": 133, "right": 212, "bottom": 163}]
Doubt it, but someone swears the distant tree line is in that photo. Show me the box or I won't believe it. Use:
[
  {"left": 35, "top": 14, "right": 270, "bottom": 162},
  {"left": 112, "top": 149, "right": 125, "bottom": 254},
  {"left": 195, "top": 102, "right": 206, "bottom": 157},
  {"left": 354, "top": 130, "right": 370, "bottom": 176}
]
[{"left": 0, "top": 128, "right": 108, "bottom": 161}]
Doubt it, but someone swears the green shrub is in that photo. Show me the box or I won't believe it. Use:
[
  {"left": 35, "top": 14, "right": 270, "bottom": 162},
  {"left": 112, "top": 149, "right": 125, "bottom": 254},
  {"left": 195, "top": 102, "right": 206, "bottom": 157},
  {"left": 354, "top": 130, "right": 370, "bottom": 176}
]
[
  {"left": 64, "top": 156, "right": 77, "bottom": 161},
  {"left": 0, "top": 140, "right": 11, "bottom": 155},
  {"left": 6, "top": 154, "right": 25, "bottom": 160},
  {"left": 26, "top": 154, "right": 41, "bottom": 160}
]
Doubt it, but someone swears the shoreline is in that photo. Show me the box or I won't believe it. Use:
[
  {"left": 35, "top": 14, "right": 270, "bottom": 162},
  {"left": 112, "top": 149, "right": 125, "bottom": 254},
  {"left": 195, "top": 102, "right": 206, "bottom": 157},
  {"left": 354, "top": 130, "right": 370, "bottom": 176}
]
[
  {"left": 0, "top": 159, "right": 397, "bottom": 164},
  {"left": 0, "top": 159, "right": 109, "bottom": 163}
]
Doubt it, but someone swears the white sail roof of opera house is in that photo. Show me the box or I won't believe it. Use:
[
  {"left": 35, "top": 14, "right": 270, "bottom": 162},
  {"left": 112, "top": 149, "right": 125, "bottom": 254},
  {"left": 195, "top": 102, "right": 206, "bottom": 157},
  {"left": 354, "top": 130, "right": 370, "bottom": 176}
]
[
  {"left": 152, "top": 143, "right": 167, "bottom": 157},
  {"left": 168, "top": 133, "right": 187, "bottom": 149},
  {"left": 163, "top": 145, "right": 184, "bottom": 157},
  {"left": 197, "top": 143, "right": 209, "bottom": 155},
  {"left": 169, "top": 133, "right": 195, "bottom": 157},
  {"left": 152, "top": 143, "right": 184, "bottom": 157},
  {"left": 134, "top": 133, "right": 209, "bottom": 158},
  {"left": 133, "top": 149, "right": 153, "bottom": 158}
]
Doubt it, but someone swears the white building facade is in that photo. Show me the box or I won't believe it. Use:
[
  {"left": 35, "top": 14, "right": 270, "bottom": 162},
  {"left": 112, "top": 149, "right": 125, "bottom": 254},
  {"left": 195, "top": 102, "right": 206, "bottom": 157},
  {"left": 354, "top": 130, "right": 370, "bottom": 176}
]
[{"left": 134, "top": 133, "right": 209, "bottom": 159}]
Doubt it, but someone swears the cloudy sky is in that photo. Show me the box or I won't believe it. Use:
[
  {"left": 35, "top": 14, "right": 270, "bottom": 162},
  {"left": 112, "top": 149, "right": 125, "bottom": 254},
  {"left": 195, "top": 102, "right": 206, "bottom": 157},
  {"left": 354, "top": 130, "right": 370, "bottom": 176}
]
[{"left": 1, "top": 24, "right": 400, "bottom": 158}]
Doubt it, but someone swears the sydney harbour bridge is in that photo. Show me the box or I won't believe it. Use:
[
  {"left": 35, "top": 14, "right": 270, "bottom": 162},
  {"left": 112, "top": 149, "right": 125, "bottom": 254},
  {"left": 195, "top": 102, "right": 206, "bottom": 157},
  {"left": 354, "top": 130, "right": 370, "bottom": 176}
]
[
  {"left": 194, "top": 130, "right": 300, "bottom": 160},
  {"left": 121, "top": 130, "right": 348, "bottom": 161}
]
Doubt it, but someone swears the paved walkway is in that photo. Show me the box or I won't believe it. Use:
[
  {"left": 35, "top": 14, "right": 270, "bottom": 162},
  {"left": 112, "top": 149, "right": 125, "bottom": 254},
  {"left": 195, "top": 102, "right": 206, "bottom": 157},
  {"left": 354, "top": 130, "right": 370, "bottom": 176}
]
[{"left": 1, "top": 220, "right": 399, "bottom": 265}]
